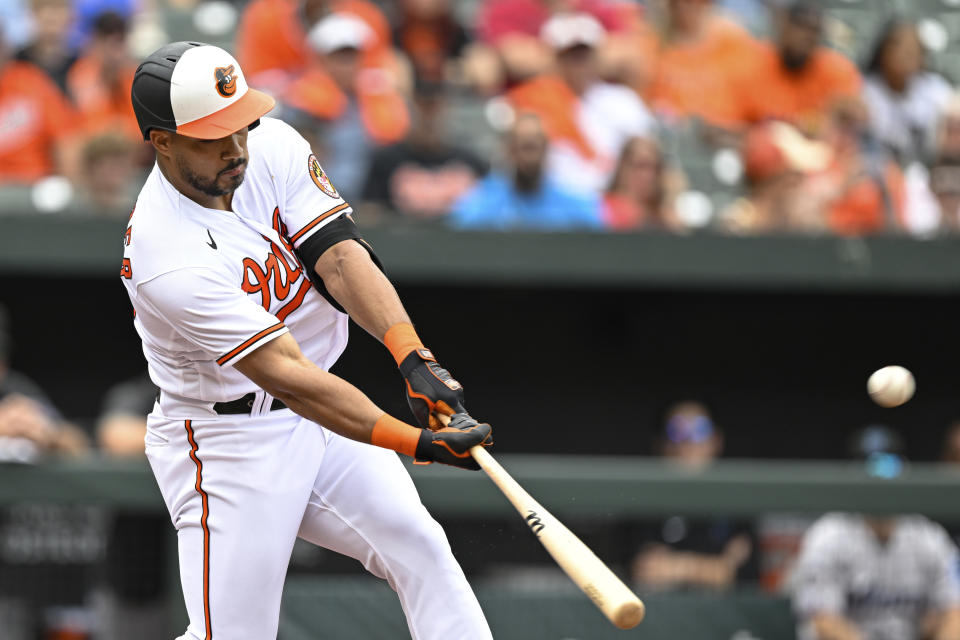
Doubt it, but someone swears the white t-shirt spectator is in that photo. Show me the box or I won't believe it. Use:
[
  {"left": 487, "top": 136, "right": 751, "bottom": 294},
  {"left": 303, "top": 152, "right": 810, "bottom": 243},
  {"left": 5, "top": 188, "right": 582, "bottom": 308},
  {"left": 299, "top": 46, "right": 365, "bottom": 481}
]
[
  {"left": 548, "top": 83, "right": 655, "bottom": 197},
  {"left": 863, "top": 72, "right": 953, "bottom": 161}
]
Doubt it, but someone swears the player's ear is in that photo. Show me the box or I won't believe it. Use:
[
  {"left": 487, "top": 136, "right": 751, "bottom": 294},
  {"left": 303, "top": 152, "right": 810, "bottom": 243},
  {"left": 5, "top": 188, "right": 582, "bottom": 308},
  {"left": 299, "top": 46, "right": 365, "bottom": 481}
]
[{"left": 149, "top": 129, "right": 174, "bottom": 157}]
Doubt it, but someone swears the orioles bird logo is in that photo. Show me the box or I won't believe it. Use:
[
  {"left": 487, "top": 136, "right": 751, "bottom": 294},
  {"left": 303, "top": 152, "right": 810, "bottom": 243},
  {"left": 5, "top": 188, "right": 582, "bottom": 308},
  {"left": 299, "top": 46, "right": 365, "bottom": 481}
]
[
  {"left": 214, "top": 65, "right": 237, "bottom": 98},
  {"left": 308, "top": 154, "right": 340, "bottom": 198}
]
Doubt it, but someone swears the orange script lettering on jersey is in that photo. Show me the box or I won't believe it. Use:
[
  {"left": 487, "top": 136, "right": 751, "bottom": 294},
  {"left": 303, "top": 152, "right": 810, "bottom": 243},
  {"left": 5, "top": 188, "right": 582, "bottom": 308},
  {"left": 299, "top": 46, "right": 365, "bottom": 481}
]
[{"left": 241, "top": 208, "right": 312, "bottom": 321}]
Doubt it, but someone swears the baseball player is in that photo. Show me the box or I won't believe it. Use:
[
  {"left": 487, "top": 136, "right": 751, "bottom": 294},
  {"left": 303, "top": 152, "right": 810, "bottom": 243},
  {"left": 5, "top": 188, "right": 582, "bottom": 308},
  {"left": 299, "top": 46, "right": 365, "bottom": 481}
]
[
  {"left": 122, "top": 42, "right": 493, "bottom": 640},
  {"left": 792, "top": 512, "right": 960, "bottom": 640}
]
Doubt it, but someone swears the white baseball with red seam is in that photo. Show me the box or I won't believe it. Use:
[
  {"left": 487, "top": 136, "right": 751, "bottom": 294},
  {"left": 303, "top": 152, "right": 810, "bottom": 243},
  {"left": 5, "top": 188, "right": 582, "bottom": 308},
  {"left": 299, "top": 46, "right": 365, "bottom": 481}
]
[{"left": 867, "top": 366, "right": 915, "bottom": 408}]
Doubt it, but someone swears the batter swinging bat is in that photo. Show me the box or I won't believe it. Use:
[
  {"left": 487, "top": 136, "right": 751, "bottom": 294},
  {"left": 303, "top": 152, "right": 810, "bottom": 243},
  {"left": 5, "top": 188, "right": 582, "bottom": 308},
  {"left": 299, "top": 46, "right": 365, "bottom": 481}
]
[{"left": 437, "top": 414, "right": 646, "bottom": 630}]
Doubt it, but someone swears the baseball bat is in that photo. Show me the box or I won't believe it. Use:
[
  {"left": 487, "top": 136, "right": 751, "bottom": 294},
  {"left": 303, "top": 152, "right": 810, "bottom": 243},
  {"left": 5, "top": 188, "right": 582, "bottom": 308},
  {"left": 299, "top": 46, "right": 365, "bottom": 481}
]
[{"left": 437, "top": 414, "right": 646, "bottom": 630}]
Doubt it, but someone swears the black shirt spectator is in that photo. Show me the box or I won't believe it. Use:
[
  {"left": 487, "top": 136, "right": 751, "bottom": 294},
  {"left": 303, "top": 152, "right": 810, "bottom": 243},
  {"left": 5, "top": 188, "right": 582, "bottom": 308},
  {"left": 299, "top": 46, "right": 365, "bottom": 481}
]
[{"left": 361, "top": 81, "right": 486, "bottom": 220}]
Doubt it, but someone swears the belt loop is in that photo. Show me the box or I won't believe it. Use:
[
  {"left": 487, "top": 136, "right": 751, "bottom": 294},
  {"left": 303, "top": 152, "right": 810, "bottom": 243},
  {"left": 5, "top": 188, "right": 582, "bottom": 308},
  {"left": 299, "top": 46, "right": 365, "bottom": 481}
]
[
  {"left": 258, "top": 391, "right": 274, "bottom": 416},
  {"left": 251, "top": 389, "right": 264, "bottom": 416}
]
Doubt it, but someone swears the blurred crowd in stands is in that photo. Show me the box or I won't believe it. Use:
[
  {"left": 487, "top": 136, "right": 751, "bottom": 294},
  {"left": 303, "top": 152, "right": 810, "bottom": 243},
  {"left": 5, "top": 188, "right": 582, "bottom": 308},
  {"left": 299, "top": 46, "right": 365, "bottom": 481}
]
[{"left": 0, "top": 0, "right": 959, "bottom": 234}]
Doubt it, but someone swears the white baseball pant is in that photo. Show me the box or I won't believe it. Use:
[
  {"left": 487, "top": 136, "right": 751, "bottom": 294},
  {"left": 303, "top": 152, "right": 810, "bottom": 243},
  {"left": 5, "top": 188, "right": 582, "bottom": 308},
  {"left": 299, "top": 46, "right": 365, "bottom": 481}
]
[{"left": 145, "top": 408, "right": 492, "bottom": 640}]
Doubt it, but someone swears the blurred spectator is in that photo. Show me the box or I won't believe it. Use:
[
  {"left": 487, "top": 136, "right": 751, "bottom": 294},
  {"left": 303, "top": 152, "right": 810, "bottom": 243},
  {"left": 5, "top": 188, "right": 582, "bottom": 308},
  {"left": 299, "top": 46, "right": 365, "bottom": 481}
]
[
  {"left": 928, "top": 157, "right": 960, "bottom": 233},
  {"left": 475, "top": 0, "right": 641, "bottom": 86},
  {"left": 393, "top": 0, "right": 500, "bottom": 91},
  {"left": 811, "top": 98, "right": 906, "bottom": 235},
  {"left": 631, "top": 401, "right": 757, "bottom": 590},
  {"left": 451, "top": 113, "right": 601, "bottom": 230},
  {"left": 643, "top": 0, "right": 757, "bottom": 129},
  {"left": 0, "top": 0, "right": 31, "bottom": 50},
  {"left": 935, "top": 96, "right": 960, "bottom": 160},
  {"left": 283, "top": 13, "right": 409, "bottom": 200},
  {"left": 603, "top": 136, "right": 684, "bottom": 230},
  {"left": 0, "top": 305, "right": 88, "bottom": 461},
  {"left": 65, "top": 11, "right": 139, "bottom": 142},
  {"left": 507, "top": 13, "right": 654, "bottom": 196},
  {"left": 96, "top": 371, "right": 154, "bottom": 457},
  {"left": 235, "top": 0, "right": 395, "bottom": 87},
  {"left": 0, "top": 30, "right": 79, "bottom": 183},
  {"left": 902, "top": 155, "right": 960, "bottom": 236},
  {"left": 721, "top": 121, "right": 830, "bottom": 233},
  {"left": 716, "top": 0, "right": 768, "bottom": 35},
  {"left": 394, "top": 0, "right": 468, "bottom": 83},
  {"left": 792, "top": 428, "right": 960, "bottom": 640},
  {"left": 943, "top": 421, "right": 960, "bottom": 465},
  {"left": 67, "top": 133, "right": 140, "bottom": 217},
  {"left": 15, "top": 0, "right": 77, "bottom": 92},
  {"left": 862, "top": 18, "right": 953, "bottom": 164},
  {"left": 69, "top": 0, "right": 135, "bottom": 47},
  {"left": 361, "top": 81, "right": 486, "bottom": 219},
  {"left": 734, "top": 1, "right": 861, "bottom": 132}
]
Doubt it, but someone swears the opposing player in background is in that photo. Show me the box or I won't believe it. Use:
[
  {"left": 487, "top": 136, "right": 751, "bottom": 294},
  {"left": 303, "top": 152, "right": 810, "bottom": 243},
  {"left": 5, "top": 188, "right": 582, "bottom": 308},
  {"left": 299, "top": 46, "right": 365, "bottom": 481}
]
[
  {"left": 123, "top": 42, "right": 492, "bottom": 640},
  {"left": 792, "top": 427, "right": 960, "bottom": 640}
]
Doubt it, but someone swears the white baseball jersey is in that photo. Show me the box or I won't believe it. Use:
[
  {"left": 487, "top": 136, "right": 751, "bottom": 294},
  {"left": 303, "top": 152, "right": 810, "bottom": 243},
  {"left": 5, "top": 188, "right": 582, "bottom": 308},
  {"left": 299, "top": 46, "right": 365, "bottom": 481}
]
[
  {"left": 121, "top": 117, "right": 351, "bottom": 415},
  {"left": 792, "top": 513, "right": 960, "bottom": 640},
  {"left": 123, "top": 43, "right": 491, "bottom": 640}
]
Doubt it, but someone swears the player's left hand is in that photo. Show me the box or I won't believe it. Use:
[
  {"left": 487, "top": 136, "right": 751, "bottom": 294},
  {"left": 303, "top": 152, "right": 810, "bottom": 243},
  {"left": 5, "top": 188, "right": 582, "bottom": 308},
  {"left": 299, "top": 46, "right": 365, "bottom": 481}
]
[
  {"left": 399, "top": 348, "right": 465, "bottom": 430},
  {"left": 414, "top": 413, "right": 492, "bottom": 470}
]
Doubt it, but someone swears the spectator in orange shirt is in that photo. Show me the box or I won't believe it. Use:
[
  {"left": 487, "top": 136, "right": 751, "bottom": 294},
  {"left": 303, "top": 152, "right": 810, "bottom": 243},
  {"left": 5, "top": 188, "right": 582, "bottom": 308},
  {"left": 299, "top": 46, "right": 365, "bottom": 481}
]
[
  {"left": 810, "top": 98, "right": 905, "bottom": 235},
  {"left": 644, "top": 0, "right": 757, "bottom": 129},
  {"left": 66, "top": 11, "right": 139, "bottom": 142},
  {"left": 0, "top": 31, "right": 78, "bottom": 183},
  {"left": 283, "top": 13, "right": 409, "bottom": 200},
  {"left": 235, "top": 0, "right": 394, "bottom": 88},
  {"left": 734, "top": 1, "right": 861, "bottom": 132}
]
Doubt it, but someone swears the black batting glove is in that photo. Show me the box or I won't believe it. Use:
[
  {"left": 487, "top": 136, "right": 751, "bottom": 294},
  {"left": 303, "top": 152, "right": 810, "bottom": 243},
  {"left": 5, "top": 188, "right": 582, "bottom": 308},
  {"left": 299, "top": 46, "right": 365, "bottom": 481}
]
[
  {"left": 414, "top": 413, "right": 493, "bottom": 470},
  {"left": 399, "top": 348, "right": 466, "bottom": 430}
]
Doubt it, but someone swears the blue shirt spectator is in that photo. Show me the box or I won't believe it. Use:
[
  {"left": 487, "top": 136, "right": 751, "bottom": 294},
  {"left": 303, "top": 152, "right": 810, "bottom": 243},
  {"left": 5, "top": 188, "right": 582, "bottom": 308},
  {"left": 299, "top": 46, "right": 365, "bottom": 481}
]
[
  {"left": 451, "top": 113, "right": 603, "bottom": 231},
  {"left": 452, "top": 172, "right": 601, "bottom": 230}
]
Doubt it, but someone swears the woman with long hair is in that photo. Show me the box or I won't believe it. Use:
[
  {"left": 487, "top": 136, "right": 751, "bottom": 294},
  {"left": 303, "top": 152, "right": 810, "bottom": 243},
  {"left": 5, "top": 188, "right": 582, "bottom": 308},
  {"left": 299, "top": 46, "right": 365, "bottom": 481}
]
[
  {"left": 603, "top": 136, "right": 683, "bottom": 230},
  {"left": 862, "top": 17, "right": 953, "bottom": 163}
]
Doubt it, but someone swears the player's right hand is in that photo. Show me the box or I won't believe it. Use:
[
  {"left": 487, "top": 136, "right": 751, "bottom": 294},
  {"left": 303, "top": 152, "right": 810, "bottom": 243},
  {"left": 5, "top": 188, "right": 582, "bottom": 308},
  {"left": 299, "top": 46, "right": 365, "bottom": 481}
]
[{"left": 414, "top": 413, "right": 492, "bottom": 471}]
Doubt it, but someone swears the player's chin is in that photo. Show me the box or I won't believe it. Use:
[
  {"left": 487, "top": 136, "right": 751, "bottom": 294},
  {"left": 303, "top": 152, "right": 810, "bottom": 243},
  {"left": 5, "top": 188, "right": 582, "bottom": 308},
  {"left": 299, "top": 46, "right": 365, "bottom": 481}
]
[{"left": 218, "top": 169, "right": 246, "bottom": 192}]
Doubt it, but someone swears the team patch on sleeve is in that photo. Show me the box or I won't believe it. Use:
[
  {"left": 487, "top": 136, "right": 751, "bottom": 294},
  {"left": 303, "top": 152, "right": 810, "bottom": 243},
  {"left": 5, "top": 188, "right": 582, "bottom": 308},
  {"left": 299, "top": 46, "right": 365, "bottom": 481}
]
[{"left": 308, "top": 154, "right": 339, "bottom": 199}]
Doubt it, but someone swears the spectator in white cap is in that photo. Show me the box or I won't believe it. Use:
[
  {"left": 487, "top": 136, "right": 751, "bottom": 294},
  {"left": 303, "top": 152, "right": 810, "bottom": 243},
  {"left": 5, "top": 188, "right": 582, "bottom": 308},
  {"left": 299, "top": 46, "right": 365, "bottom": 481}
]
[
  {"left": 507, "top": 12, "right": 655, "bottom": 197},
  {"left": 281, "top": 13, "right": 409, "bottom": 200}
]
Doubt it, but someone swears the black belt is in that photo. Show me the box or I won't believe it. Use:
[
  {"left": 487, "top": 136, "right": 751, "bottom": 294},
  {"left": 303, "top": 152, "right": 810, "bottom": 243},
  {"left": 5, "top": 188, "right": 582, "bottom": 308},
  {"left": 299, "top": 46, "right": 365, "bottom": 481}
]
[{"left": 213, "top": 392, "right": 287, "bottom": 415}]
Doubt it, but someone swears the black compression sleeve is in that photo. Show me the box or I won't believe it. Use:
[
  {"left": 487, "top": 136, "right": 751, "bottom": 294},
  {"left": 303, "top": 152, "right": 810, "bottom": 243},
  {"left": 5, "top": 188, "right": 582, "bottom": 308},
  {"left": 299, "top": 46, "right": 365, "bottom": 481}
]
[{"left": 294, "top": 214, "right": 385, "bottom": 313}]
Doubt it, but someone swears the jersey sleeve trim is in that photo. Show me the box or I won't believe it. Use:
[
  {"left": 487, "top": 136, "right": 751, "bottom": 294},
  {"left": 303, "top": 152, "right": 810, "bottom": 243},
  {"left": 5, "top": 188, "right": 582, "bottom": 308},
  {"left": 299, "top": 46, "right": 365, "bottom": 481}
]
[
  {"left": 216, "top": 322, "right": 288, "bottom": 366},
  {"left": 289, "top": 202, "right": 351, "bottom": 245}
]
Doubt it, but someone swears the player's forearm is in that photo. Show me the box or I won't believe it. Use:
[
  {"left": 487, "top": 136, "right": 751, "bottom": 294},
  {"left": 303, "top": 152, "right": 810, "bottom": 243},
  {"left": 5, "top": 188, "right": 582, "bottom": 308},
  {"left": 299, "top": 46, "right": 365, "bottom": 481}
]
[
  {"left": 313, "top": 240, "right": 410, "bottom": 340},
  {"left": 933, "top": 608, "right": 960, "bottom": 640},
  {"left": 235, "top": 333, "right": 402, "bottom": 445},
  {"left": 810, "top": 614, "right": 864, "bottom": 640}
]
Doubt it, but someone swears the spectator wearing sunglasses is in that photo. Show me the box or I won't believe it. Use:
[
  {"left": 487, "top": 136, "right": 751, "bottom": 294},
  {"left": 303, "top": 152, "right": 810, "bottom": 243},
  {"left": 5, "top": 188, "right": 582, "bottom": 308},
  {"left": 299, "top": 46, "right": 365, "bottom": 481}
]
[{"left": 629, "top": 401, "right": 758, "bottom": 590}]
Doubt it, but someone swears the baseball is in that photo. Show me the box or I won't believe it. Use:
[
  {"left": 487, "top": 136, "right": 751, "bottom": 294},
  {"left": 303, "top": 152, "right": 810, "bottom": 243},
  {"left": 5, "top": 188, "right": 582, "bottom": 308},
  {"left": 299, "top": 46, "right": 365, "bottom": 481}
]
[{"left": 867, "top": 366, "right": 915, "bottom": 408}]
